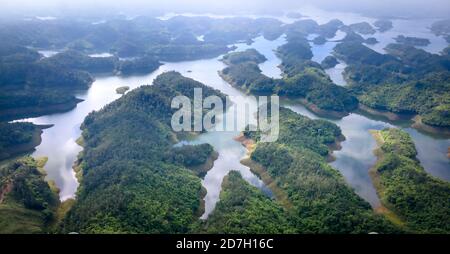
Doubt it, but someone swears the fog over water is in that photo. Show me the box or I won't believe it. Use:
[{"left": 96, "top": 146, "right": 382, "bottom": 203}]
[{"left": 1, "top": 0, "right": 450, "bottom": 19}]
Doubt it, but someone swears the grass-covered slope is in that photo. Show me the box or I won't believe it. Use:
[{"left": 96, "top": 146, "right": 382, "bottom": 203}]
[
  {"left": 371, "top": 128, "right": 450, "bottom": 233},
  {"left": 61, "top": 72, "right": 224, "bottom": 233}
]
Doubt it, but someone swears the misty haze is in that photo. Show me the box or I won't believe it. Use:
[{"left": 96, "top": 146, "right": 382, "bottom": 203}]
[{"left": 0, "top": 0, "right": 449, "bottom": 242}]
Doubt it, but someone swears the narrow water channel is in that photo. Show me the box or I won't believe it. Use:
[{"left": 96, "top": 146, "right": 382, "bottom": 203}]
[{"left": 18, "top": 12, "right": 449, "bottom": 217}]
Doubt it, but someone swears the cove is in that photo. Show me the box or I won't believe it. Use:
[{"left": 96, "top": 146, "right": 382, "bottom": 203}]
[{"left": 18, "top": 12, "right": 449, "bottom": 218}]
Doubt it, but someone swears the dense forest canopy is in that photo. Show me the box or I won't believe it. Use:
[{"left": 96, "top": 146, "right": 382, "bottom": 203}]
[
  {"left": 0, "top": 16, "right": 286, "bottom": 122},
  {"left": 0, "top": 9, "right": 448, "bottom": 235},
  {"left": 61, "top": 72, "right": 226, "bottom": 233},
  {"left": 0, "top": 122, "right": 42, "bottom": 160},
  {"left": 220, "top": 41, "right": 358, "bottom": 114},
  {"left": 0, "top": 157, "right": 59, "bottom": 233},
  {"left": 333, "top": 41, "right": 450, "bottom": 127},
  {"left": 372, "top": 129, "right": 450, "bottom": 233},
  {"left": 241, "top": 107, "right": 400, "bottom": 233}
]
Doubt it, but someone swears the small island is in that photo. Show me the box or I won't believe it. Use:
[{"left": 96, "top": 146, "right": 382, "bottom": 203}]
[
  {"left": 430, "top": 19, "right": 450, "bottom": 41},
  {"left": 221, "top": 48, "right": 267, "bottom": 65},
  {"left": 373, "top": 20, "right": 393, "bottom": 32},
  {"left": 115, "top": 86, "right": 130, "bottom": 95},
  {"left": 348, "top": 22, "right": 376, "bottom": 35},
  {"left": 312, "top": 35, "right": 327, "bottom": 45},
  {"left": 394, "top": 35, "right": 430, "bottom": 46},
  {"left": 370, "top": 128, "right": 450, "bottom": 233},
  {"left": 321, "top": 55, "right": 339, "bottom": 69},
  {"left": 286, "top": 12, "right": 304, "bottom": 19},
  {"left": 365, "top": 37, "right": 379, "bottom": 45}
]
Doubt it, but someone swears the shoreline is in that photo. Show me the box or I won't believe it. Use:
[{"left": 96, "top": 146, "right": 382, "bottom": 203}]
[
  {"left": 0, "top": 124, "right": 53, "bottom": 162},
  {"left": 298, "top": 98, "right": 349, "bottom": 119},
  {"left": 190, "top": 150, "right": 219, "bottom": 178},
  {"left": 234, "top": 133, "right": 293, "bottom": 210},
  {"left": 358, "top": 104, "right": 412, "bottom": 122},
  {"left": 326, "top": 134, "right": 345, "bottom": 162},
  {"left": 73, "top": 136, "right": 85, "bottom": 185},
  {"left": 411, "top": 115, "right": 450, "bottom": 137},
  {"left": 0, "top": 98, "right": 84, "bottom": 122},
  {"left": 219, "top": 71, "right": 351, "bottom": 119},
  {"left": 368, "top": 130, "right": 407, "bottom": 229},
  {"left": 358, "top": 104, "right": 450, "bottom": 138}
]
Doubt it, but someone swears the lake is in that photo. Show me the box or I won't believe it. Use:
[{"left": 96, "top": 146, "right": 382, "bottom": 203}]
[{"left": 20, "top": 11, "right": 449, "bottom": 217}]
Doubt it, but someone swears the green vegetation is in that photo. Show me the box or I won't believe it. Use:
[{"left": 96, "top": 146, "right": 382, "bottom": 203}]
[
  {"left": 312, "top": 35, "right": 327, "bottom": 45},
  {"left": 61, "top": 72, "right": 224, "bottom": 233},
  {"left": 117, "top": 56, "right": 161, "bottom": 75},
  {"left": 276, "top": 36, "right": 314, "bottom": 76},
  {"left": 241, "top": 107, "right": 399, "bottom": 233},
  {"left": 0, "top": 157, "right": 59, "bottom": 233},
  {"left": 200, "top": 171, "right": 294, "bottom": 233},
  {"left": 284, "top": 19, "right": 343, "bottom": 39},
  {"left": 164, "top": 144, "right": 218, "bottom": 178},
  {"left": 321, "top": 56, "right": 339, "bottom": 69},
  {"left": 0, "top": 16, "right": 287, "bottom": 121},
  {"left": 347, "top": 22, "right": 376, "bottom": 35},
  {"left": 279, "top": 67, "right": 358, "bottom": 113},
  {"left": 0, "top": 44, "right": 93, "bottom": 120},
  {"left": 371, "top": 128, "right": 450, "bottom": 233},
  {"left": 334, "top": 42, "right": 450, "bottom": 128},
  {"left": 220, "top": 61, "right": 279, "bottom": 95},
  {"left": 115, "top": 86, "right": 130, "bottom": 95},
  {"left": 365, "top": 37, "right": 378, "bottom": 45},
  {"left": 221, "top": 49, "right": 267, "bottom": 65},
  {"left": 431, "top": 19, "right": 450, "bottom": 42},
  {"left": 220, "top": 45, "right": 358, "bottom": 114},
  {"left": 394, "top": 35, "right": 430, "bottom": 46},
  {"left": 42, "top": 50, "right": 162, "bottom": 76},
  {"left": 41, "top": 50, "right": 118, "bottom": 73},
  {"left": 373, "top": 20, "right": 393, "bottom": 32},
  {"left": 0, "top": 122, "right": 43, "bottom": 161}
]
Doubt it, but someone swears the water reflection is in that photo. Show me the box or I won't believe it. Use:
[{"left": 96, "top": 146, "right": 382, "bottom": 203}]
[{"left": 16, "top": 11, "right": 449, "bottom": 214}]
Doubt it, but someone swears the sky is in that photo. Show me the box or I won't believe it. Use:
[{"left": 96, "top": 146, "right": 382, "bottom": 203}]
[{"left": 0, "top": 0, "right": 449, "bottom": 19}]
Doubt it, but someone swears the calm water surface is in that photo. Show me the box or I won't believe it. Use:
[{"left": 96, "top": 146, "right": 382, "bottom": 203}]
[{"left": 19, "top": 11, "right": 449, "bottom": 215}]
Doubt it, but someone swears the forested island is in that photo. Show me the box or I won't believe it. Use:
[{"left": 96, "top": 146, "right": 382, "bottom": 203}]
[
  {"left": 394, "top": 35, "right": 431, "bottom": 46},
  {"left": 0, "top": 44, "right": 92, "bottom": 121},
  {"left": 373, "top": 20, "right": 393, "bottom": 32},
  {"left": 219, "top": 45, "right": 358, "bottom": 117},
  {"left": 0, "top": 15, "right": 290, "bottom": 162},
  {"left": 0, "top": 72, "right": 404, "bottom": 234},
  {"left": 431, "top": 19, "right": 450, "bottom": 43},
  {"left": 0, "top": 11, "right": 449, "bottom": 236},
  {"left": 371, "top": 129, "right": 450, "bottom": 233},
  {"left": 321, "top": 55, "right": 339, "bottom": 69},
  {"left": 201, "top": 171, "right": 293, "bottom": 233},
  {"left": 347, "top": 22, "right": 376, "bottom": 35},
  {"left": 61, "top": 72, "right": 225, "bottom": 233},
  {"left": 333, "top": 41, "right": 450, "bottom": 130},
  {"left": 0, "top": 15, "right": 288, "bottom": 122},
  {"left": 234, "top": 107, "right": 400, "bottom": 233}
]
